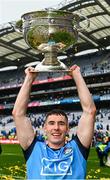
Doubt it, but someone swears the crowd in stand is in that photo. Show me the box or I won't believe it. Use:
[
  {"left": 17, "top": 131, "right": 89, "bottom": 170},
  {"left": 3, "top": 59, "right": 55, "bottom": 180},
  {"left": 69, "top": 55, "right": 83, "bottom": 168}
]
[
  {"left": 0, "top": 109, "right": 110, "bottom": 143},
  {"left": 0, "top": 50, "right": 110, "bottom": 110},
  {"left": 0, "top": 50, "right": 110, "bottom": 87}
]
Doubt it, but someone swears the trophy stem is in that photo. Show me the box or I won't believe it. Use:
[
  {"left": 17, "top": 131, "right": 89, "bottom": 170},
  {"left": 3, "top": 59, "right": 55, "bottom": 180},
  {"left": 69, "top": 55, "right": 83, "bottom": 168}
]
[
  {"left": 34, "top": 45, "right": 69, "bottom": 72},
  {"left": 43, "top": 50, "right": 60, "bottom": 66}
]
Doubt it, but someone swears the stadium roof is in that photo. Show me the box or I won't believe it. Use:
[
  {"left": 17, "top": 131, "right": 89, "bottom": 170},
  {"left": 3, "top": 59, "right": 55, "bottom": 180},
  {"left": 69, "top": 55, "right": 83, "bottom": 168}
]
[{"left": 0, "top": 0, "right": 110, "bottom": 71}]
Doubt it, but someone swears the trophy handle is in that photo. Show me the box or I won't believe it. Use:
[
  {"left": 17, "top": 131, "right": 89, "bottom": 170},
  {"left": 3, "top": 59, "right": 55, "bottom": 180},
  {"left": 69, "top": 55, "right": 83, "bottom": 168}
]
[
  {"left": 14, "top": 20, "right": 23, "bottom": 33},
  {"left": 73, "top": 13, "right": 90, "bottom": 31}
]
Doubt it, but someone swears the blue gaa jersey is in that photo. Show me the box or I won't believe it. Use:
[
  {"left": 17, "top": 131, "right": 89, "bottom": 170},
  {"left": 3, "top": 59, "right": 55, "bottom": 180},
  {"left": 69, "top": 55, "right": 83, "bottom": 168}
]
[{"left": 23, "top": 135, "right": 89, "bottom": 179}]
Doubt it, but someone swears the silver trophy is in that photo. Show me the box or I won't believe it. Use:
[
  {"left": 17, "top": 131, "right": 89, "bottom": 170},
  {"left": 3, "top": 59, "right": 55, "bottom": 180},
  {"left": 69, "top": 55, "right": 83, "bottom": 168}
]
[{"left": 15, "top": 10, "right": 89, "bottom": 72}]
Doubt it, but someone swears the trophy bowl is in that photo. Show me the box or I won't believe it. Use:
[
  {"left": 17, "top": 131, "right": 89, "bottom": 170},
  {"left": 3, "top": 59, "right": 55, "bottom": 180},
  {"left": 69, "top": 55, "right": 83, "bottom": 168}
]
[{"left": 15, "top": 10, "right": 89, "bottom": 72}]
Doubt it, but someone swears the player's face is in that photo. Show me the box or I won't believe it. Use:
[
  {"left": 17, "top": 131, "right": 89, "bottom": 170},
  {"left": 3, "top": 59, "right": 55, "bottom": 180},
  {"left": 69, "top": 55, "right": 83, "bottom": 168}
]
[{"left": 44, "top": 114, "right": 69, "bottom": 149}]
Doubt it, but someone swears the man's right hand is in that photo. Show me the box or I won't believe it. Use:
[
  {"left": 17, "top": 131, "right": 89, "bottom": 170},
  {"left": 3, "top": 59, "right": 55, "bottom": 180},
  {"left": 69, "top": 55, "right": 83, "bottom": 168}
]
[{"left": 68, "top": 65, "right": 80, "bottom": 78}]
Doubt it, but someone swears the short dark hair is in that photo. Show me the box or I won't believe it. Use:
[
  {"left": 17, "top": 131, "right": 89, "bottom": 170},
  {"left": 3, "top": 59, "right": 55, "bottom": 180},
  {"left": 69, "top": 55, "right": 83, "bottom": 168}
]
[{"left": 45, "top": 109, "right": 68, "bottom": 122}]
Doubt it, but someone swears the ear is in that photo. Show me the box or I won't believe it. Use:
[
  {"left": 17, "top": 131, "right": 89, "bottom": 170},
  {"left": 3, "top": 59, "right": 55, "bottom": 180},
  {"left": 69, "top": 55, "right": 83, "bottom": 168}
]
[
  {"left": 67, "top": 126, "right": 70, "bottom": 134},
  {"left": 43, "top": 124, "right": 47, "bottom": 133}
]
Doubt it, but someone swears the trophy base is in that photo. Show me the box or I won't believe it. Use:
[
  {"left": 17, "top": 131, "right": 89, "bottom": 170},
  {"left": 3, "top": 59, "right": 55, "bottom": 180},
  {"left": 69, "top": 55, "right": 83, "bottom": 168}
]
[
  {"left": 32, "top": 61, "right": 70, "bottom": 72},
  {"left": 31, "top": 69, "right": 70, "bottom": 72}
]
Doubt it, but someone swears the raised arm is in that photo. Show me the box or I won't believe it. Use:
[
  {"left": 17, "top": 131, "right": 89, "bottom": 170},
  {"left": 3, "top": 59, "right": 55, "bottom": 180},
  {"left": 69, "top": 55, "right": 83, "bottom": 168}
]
[
  {"left": 12, "top": 67, "right": 38, "bottom": 150},
  {"left": 70, "top": 65, "right": 96, "bottom": 148}
]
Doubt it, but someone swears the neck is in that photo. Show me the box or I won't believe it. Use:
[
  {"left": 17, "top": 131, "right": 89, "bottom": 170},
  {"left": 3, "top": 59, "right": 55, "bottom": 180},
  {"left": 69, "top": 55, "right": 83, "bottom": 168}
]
[{"left": 47, "top": 141, "right": 65, "bottom": 150}]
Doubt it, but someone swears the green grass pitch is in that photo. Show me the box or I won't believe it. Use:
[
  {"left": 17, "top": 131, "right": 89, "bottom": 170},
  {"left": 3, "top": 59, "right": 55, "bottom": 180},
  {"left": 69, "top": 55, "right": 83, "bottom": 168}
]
[{"left": 0, "top": 144, "right": 110, "bottom": 179}]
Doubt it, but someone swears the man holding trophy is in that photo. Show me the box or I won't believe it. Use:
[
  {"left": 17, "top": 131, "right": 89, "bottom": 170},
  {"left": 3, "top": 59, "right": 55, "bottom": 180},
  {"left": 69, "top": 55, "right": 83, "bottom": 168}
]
[
  {"left": 12, "top": 10, "right": 96, "bottom": 179},
  {"left": 12, "top": 65, "right": 96, "bottom": 179}
]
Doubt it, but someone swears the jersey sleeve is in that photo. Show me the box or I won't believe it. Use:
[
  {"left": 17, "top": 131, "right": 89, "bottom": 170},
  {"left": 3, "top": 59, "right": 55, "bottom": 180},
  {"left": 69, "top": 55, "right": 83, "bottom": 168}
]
[
  {"left": 74, "top": 135, "right": 90, "bottom": 160},
  {"left": 22, "top": 136, "right": 40, "bottom": 161}
]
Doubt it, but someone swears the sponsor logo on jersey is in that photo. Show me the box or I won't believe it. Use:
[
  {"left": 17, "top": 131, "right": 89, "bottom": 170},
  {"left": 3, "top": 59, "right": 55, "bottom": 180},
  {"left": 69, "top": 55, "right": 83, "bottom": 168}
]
[{"left": 40, "top": 156, "right": 73, "bottom": 176}]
